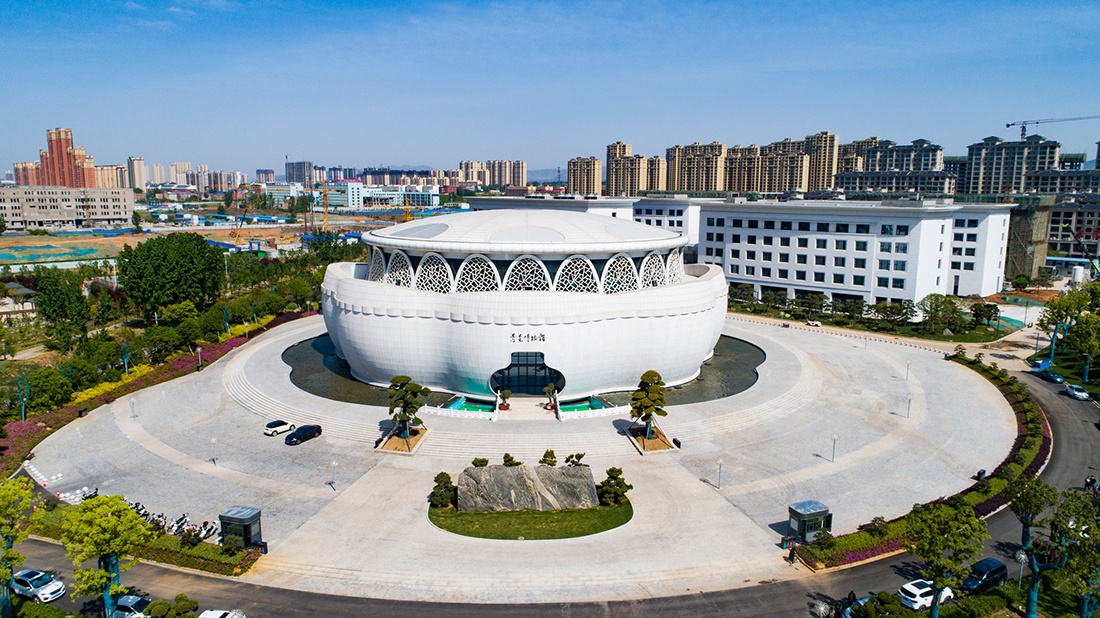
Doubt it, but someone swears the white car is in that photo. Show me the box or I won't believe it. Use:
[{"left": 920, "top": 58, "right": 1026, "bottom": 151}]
[
  {"left": 1066, "top": 384, "right": 1091, "bottom": 400},
  {"left": 199, "top": 611, "right": 246, "bottom": 618},
  {"left": 113, "top": 595, "right": 152, "bottom": 618},
  {"left": 806, "top": 319, "right": 822, "bottom": 327},
  {"left": 263, "top": 420, "right": 296, "bottom": 436},
  {"left": 898, "top": 579, "right": 954, "bottom": 610},
  {"left": 10, "top": 569, "right": 65, "bottom": 603}
]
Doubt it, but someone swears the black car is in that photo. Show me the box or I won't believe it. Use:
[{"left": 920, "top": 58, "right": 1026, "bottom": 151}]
[
  {"left": 284, "top": 424, "right": 322, "bottom": 445},
  {"left": 959, "top": 558, "right": 1008, "bottom": 594},
  {"left": 1037, "top": 369, "right": 1065, "bottom": 383}
]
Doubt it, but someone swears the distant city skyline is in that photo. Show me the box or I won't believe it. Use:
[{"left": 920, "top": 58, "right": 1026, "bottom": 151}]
[{"left": 3, "top": 1, "right": 1099, "bottom": 175}]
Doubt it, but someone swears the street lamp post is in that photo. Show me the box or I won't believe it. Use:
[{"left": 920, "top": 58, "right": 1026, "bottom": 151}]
[
  {"left": 906, "top": 393, "right": 913, "bottom": 418},
  {"left": 830, "top": 433, "right": 839, "bottom": 462},
  {"left": 211, "top": 437, "right": 218, "bottom": 465},
  {"left": 717, "top": 458, "right": 724, "bottom": 489},
  {"left": 330, "top": 460, "right": 338, "bottom": 489},
  {"left": 129, "top": 397, "right": 136, "bottom": 420},
  {"left": 905, "top": 360, "right": 911, "bottom": 381},
  {"left": 196, "top": 346, "right": 203, "bottom": 371}
]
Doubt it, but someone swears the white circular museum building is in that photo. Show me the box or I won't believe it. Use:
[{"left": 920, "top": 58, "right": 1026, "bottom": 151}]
[{"left": 321, "top": 209, "right": 728, "bottom": 401}]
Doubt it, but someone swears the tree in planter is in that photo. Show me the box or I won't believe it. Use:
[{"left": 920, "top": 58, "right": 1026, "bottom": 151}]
[
  {"left": 630, "top": 370, "right": 667, "bottom": 441},
  {"left": 538, "top": 449, "right": 557, "bottom": 466},
  {"left": 0, "top": 479, "right": 34, "bottom": 618},
  {"left": 596, "top": 468, "right": 632, "bottom": 506},
  {"left": 502, "top": 453, "right": 522, "bottom": 467},
  {"left": 543, "top": 383, "right": 555, "bottom": 408},
  {"left": 904, "top": 503, "right": 989, "bottom": 618},
  {"left": 387, "top": 375, "right": 431, "bottom": 445},
  {"left": 429, "top": 472, "right": 456, "bottom": 508},
  {"left": 60, "top": 495, "right": 155, "bottom": 618},
  {"left": 498, "top": 389, "right": 512, "bottom": 410}
]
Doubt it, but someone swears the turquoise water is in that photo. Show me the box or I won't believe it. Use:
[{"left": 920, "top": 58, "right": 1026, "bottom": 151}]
[
  {"left": 559, "top": 397, "right": 609, "bottom": 412},
  {"left": 449, "top": 398, "right": 495, "bottom": 413},
  {"left": 0, "top": 246, "right": 98, "bottom": 261}
]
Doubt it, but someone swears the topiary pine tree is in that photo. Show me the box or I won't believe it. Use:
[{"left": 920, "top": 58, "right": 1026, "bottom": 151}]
[
  {"left": 596, "top": 467, "right": 633, "bottom": 506},
  {"left": 388, "top": 375, "right": 431, "bottom": 444},
  {"left": 565, "top": 453, "right": 589, "bottom": 467},
  {"left": 630, "top": 370, "right": 667, "bottom": 441},
  {"left": 539, "top": 449, "right": 557, "bottom": 466},
  {"left": 502, "top": 453, "right": 523, "bottom": 467},
  {"left": 429, "top": 472, "right": 457, "bottom": 508}
]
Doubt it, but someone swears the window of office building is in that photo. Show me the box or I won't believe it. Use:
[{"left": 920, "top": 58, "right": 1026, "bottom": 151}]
[
  {"left": 967, "top": 219, "right": 978, "bottom": 228},
  {"left": 879, "top": 242, "right": 891, "bottom": 253},
  {"left": 747, "top": 251, "right": 756, "bottom": 260},
  {"left": 715, "top": 218, "right": 724, "bottom": 227},
  {"left": 705, "top": 247, "right": 713, "bottom": 256},
  {"left": 706, "top": 217, "right": 714, "bottom": 226},
  {"left": 833, "top": 273, "right": 844, "bottom": 284},
  {"left": 762, "top": 252, "right": 772, "bottom": 261},
  {"left": 816, "top": 239, "right": 827, "bottom": 249},
  {"left": 893, "top": 261, "right": 906, "bottom": 271},
  {"left": 748, "top": 220, "right": 759, "bottom": 229},
  {"left": 965, "top": 247, "right": 975, "bottom": 256},
  {"left": 798, "top": 238, "right": 808, "bottom": 248},
  {"left": 716, "top": 233, "right": 724, "bottom": 242},
  {"left": 797, "top": 254, "right": 807, "bottom": 264},
  {"left": 853, "top": 275, "right": 865, "bottom": 286},
  {"left": 746, "top": 266, "right": 755, "bottom": 276},
  {"left": 836, "top": 223, "right": 849, "bottom": 233},
  {"left": 892, "top": 278, "right": 905, "bottom": 289},
  {"left": 796, "top": 271, "right": 807, "bottom": 280},
  {"left": 779, "top": 269, "right": 788, "bottom": 279},
  {"left": 780, "top": 237, "right": 791, "bottom": 247},
  {"left": 856, "top": 224, "right": 870, "bottom": 234},
  {"left": 881, "top": 224, "right": 894, "bottom": 235},
  {"left": 732, "top": 234, "right": 740, "bottom": 243},
  {"left": 966, "top": 233, "right": 977, "bottom": 242},
  {"left": 815, "top": 255, "right": 826, "bottom": 266},
  {"left": 836, "top": 240, "right": 847, "bottom": 250},
  {"left": 834, "top": 257, "right": 846, "bottom": 267},
  {"left": 877, "top": 277, "right": 889, "bottom": 287},
  {"left": 779, "top": 253, "right": 789, "bottom": 262},
  {"left": 780, "top": 221, "right": 792, "bottom": 230},
  {"left": 817, "top": 222, "right": 829, "bottom": 232},
  {"left": 729, "top": 249, "right": 740, "bottom": 259},
  {"left": 729, "top": 264, "right": 739, "bottom": 274},
  {"left": 964, "top": 262, "right": 975, "bottom": 271},
  {"left": 895, "top": 243, "right": 907, "bottom": 254},
  {"left": 814, "top": 272, "right": 825, "bottom": 282},
  {"left": 951, "top": 261, "right": 961, "bottom": 270},
  {"left": 798, "top": 222, "right": 811, "bottom": 231},
  {"left": 854, "top": 258, "right": 866, "bottom": 268},
  {"left": 954, "top": 219, "right": 965, "bottom": 228},
  {"left": 896, "top": 225, "right": 909, "bottom": 236},
  {"left": 764, "top": 221, "right": 775, "bottom": 229},
  {"left": 761, "top": 267, "right": 771, "bottom": 277},
  {"left": 706, "top": 232, "right": 714, "bottom": 241},
  {"left": 764, "top": 236, "right": 773, "bottom": 245},
  {"left": 954, "top": 233, "right": 964, "bottom": 241},
  {"left": 856, "top": 241, "right": 867, "bottom": 251},
  {"left": 748, "top": 235, "right": 757, "bottom": 244},
  {"left": 878, "top": 259, "right": 890, "bottom": 270},
  {"left": 731, "top": 219, "right": 742, "bottom": 227}
]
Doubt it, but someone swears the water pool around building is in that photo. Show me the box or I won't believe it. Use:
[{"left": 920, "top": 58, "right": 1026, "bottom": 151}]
[{"left": 282, "top": 334, "right": 764, "bottom": 408}]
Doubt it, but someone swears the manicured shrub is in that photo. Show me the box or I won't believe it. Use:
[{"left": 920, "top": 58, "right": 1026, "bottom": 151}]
[
  {"left": 565, "top": 453, "right": 589, "bottom": 467},
  {"left": 429, "top": 472, "right": 456, "bottom": 508},
  {"left": 596, "top": 467, "right": 632, "bottom": 506},
  {"left": 221, "top": 533, "right": 243, "bottom": 556},
  {"left": 957, "top": 592, "right": 1007, "bottom": 617},
  {"left": 502, "top": 453, "right": 522, "bottom": 467},
  {"left": 179, "top": 528, "right": 203, "bottom": 549},
  {"left": 538, "top": 449, "right": 557, "bottom": 466},
  {"left": 471, "top": 458, "right": 488, "bottom": 467}
]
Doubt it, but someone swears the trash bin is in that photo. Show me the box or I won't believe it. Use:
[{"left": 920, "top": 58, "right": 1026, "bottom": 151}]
[
  {"left": 78, "top": 408, "right": 88, "bottom": 418},
  {"left": 672, "top": 438, "right": 681, "bottom": 449},
  {"left": 781, "top": 537, "right": 792, "bottom": 549}
]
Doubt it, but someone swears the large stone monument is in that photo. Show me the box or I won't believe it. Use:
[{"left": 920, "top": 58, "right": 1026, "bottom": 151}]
[{"left": 456, "top": 465, "right": 598, "bottom": 512}]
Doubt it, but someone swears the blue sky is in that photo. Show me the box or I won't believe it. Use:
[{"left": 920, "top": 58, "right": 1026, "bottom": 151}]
[{"left": 3, "top": 0, "right": 1099, "bottom": 175}]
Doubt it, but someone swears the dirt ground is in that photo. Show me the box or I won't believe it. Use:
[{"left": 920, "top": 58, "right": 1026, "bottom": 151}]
[{"left": 983, "top": 288, "right": 1060, "bottom": 305}]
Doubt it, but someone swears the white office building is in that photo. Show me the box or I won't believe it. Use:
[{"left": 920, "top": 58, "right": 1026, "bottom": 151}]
[
  {"left": 630, "top": 194, "right": 704, "bottom": 246},
  {"left": 696, "top": 198, "right": 1012, "bottom": 304}
]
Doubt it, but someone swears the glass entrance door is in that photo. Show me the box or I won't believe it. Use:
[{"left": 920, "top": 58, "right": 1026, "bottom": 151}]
[{"left": 490, "top": 351, "right": 565, "bottom": 395}]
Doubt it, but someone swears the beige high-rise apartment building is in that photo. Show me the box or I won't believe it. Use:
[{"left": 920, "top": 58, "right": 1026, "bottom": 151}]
[
  {"left": 169, "top": 162, "right": 192, "bottom": 184},
  {"left": 965, "top": 135, "right": 1061, "bottom": 194},
  {"left": 803, "top": 131, "right": 839, "bottom": 190},
  {"left": 665, "top": 142, "right": 727, "bottom": 191},
  {"left": 725, "top": 150, "right": 808, "bottom": 193},
  {"left": 488, "top": 160, "right": 512, "bottom": 186},
  {"left": 127, "top": 157, "right": 148, "bottom": 188},
  {"left": 606, "top": 142, "right": 647, "bottom": 197},
  {"left": 94, "top": 165, "right": 130, "bottom": 189},
  {"left": 864, "top": 139, "right": 943, "bottom": 172},
  {"left": 646, "top": 156, "right": 666, "bottom": 192},
  {"left": 607, "top": 141, "right": 631, "bottom": 160},
  {"left": 838, "top": 154, "right": 864, "bottom": 173},
  {"left": 567, "top": 157, "right": 602, "bottom": 195},
  {"left": 150, "top": 164, "right": 165, "bottom": 184},
  {"left": 838, "top": 137, "right": 886, "bottom": 162},
  {"left": 510, "top": 161, "right": 527, "bottom": 187}
]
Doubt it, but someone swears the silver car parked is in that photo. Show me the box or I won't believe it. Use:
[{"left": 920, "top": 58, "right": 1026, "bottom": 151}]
[{"left": 11, "top": 569, "right": 65, "bottom": 603}]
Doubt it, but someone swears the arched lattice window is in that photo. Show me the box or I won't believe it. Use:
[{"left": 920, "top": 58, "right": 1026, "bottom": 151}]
[
  {"left": 454, "top": 255, "right": 500, "bottom": 293},
  {"left": 504, "top": 256, "right": 551, "bottom": 291},
  {"left": 367, "top": 246, "right": 386, "bottom": 281},
  {"left": 666, "top": 249, "right": 685, "bottom": 284},
  {"left": 602, "top": 254, "right": 638, "bottom": 294},
  {"left": 640, "top": 252, "right": 666, "bottom": 288},
  {"left": 414, "top": 253, "right": 453, "bottom": 294},
  {"left": 554, "top": 256, "right": 600, "bottom": 293},
  {"left": 385, "top": 251, "right": 414, "bottom": 288}
]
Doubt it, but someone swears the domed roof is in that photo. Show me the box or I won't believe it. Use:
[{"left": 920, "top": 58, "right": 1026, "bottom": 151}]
[{"left": 365, "top": 209, "right": 685, "bottom": 256}]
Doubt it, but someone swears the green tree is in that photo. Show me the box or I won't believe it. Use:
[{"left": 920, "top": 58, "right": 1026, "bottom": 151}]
[
  {"left": 1039, "top": 288, "right": 1090, "bottom": 357},
  {"left": 1013, "top": 272, "right": 1031, "bottom": 290},
  {"left": 538, "top": 449, "right": 557, "bottom": 466},
  {"left": 917, "top": 293, "right": 949, "bottom": 333},
  {"left": 629, "top": 370, "right": 667, "bottom": 440},
  {"left": 0, "top": 215, "right": 6, "bottom": 235},
  {"left": 565, "top": 453, "right": 588, "bottom": 467},
  {"left": 131, "top": 211, "right": 142, "bottom": 234},
  {"left": 35, "top": 268, "right": 90, "bottom": 348},
  {"left": 596, "top": 467, "right": 632, "bottom": 506},
  {"left": 502, "top": 453, "right": 522, "bottom": 467},
  {"left": 904, "top": 503, "right": 989, "bottom": 618},
  {"left": 851, "top": 592, "right": 918, "bottom": 617},
  {"left": 27, "top": 367, "right": 72, "bottom": 412},
  {"left": 387, "top": 375, "right": 430, "bottom": 441},
  {"left": 429, "top": 472, "right": 456, "bottom": 508},
  {"left": 141, "top": 326, "right": 181, "bottom": 364},
  {"left": 60, "top": 495, "right": 154, "bottom": 618},
  {"left": 840, "top": 298, "right": 866, "bottom": 323},
  {"left": 1014, "top": 489, "right": 1096, "bottom": 618},
  {"left": 284, "top": 278, "right": 313, "bottom": 309},
  {"left": 161, "top": 301, "right": 198, "bottom": 324},
  {"left": 117, "top": 233, "right": 224, "bottom": 322},
  {"left": 1066, "top": 313, "right": 1100, "bottom": 383},
  {"left": 0, "top": 479, "right": 34, "bottom": 618}
]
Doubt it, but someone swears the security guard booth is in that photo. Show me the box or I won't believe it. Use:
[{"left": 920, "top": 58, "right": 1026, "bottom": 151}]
[
  {"left": 219, "top": 505, "right": 263, "bottom": 548},
  {"left": 787, "top": 500, "right": 832, "bottom": 544}
]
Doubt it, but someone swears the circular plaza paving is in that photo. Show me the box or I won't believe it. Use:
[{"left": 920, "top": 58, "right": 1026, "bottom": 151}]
[{"left": 28, "top": 315, "right": 1015, "bottom": 603}]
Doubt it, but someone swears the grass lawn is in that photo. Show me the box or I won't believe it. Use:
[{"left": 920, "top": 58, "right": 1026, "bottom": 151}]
[{"left": 428, "top": 501, "right": 632, "bottom": 540}]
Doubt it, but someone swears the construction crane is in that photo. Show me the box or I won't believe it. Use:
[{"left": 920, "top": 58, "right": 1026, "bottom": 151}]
[
  {"left": 1060, "top": 223, "right": 1100, "bottom": 278},
  {"left": 1006, "top": 115, "right": 1100, "bottom": 140}
]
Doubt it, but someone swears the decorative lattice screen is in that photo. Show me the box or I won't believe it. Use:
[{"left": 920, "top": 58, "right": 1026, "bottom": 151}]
[
  {"left": 602, "top": 254, "right": 638, "bottom": 294},
  {"left": 504, "top": 256, "right": 551, "bottom": 291},
  {"left": 554, "top": 256, "right": 600, "bottom": 293},
  {"left": 414, "top": 253, "right": 453, "bottom": 294},
  {"left": 385, "top": 251, "right": 414, "bottom": 288},
  {"left": 454, "top": 255, "right": 501, "bottom": 293}
]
